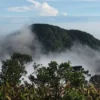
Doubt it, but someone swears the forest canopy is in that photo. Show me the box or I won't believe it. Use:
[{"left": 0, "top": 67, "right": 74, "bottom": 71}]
[
  {"left": 31, "top": 24, "right": 100, "bottom": 52},
  {"left": 0, "top": 53, "right": 100, "bottom": 100}
]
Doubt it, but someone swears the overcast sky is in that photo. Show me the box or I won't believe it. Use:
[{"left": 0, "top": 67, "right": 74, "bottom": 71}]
[{"left": 0, "top": 0, "right": 100, "bottom": 39}]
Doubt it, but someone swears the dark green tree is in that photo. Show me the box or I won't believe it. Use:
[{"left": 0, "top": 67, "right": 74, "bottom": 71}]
[
  {"left": 0, "top": 53, "right": 32, "bottom": 85},
  {"left": 29, "top": 61, "right": 89, "bottom": 100},
  {"left": 31, "top": 24, "right": 100, "bottom": 52},
  {"left": 90, "top": 75, "right": 100, "bottom": 89}
]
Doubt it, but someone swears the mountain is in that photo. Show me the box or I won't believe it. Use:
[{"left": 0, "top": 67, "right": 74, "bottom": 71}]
[{"left": 30, "top": 23, "right": 100, "bottom": 52}]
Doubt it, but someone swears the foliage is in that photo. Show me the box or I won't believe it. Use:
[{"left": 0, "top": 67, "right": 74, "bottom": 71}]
[
  {"left": 0, "top": 53, "right": 100, "bottom": 100},
  {"left": 31, "top": 24, "right": 100, "bottom": 52},
  {"left": 0, "top": 53, "right": 32, "bottom": 85},
  {"left": 90, "top": 75, "right": 100, "bottom": 89}
]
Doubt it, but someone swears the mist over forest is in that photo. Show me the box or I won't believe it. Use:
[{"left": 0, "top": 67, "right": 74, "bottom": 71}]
[
  {"left": 0, "top": 24, "right": 100, "bottom": 77},
  {"left": 1, "top": 0, "right": 100, "bottom": 99}
]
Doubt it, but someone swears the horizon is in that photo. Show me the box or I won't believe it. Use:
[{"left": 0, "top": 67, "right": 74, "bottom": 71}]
[{"left": 0, "top": 0, "right": 100, "bottom": 39}]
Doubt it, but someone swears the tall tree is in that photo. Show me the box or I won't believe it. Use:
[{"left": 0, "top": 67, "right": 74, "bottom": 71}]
[
  {"left": 29, "top": 61, "right": 89, "bottom": 100},
  {"left": 0, "top": 53, "right": 32, "bottom": 85},
  {"left": 90, "top": 75, "right": 100, "bottom": 89}
]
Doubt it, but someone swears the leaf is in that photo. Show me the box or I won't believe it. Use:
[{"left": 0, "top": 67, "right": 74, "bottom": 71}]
[
  {"left": 20, "top": 94, "right": 26, "bottom": 100},
  {"left": 6, "top": 82, "right": 10, "bottom": 88},
  {"left": 6, "top": 95, "right": 11, "bottom": 100}
]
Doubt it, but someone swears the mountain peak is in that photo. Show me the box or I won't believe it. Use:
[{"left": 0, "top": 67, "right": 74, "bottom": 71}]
[{"left": 30, "top": 23, "right": 100, "bottom": 52}]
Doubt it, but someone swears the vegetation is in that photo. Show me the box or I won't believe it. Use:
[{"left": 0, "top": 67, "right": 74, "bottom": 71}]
[
  {"left": 90, "top": 75, "right": 100, "bottom": 89},
  {"left": 0, "top": 53, "right": 100, "bottom": 100},
  {"left": 31, "top": 24, "right": 100, "bottom": 52},
  {"left": 0, "top": 53, "right": 32, "bottom": 85}
]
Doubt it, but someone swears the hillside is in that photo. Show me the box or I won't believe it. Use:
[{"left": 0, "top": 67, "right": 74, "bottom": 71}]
[{"left": 31, "top": 23, "right": 100, "bottom": 52}]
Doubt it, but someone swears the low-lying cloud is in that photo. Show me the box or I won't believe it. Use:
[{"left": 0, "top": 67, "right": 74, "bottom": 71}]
[
  {"left": 0, "top": 25, "right": 41, "bottom": 59},
  {"left": 0, "top": 25, "right": 100, "bottom": 81}
]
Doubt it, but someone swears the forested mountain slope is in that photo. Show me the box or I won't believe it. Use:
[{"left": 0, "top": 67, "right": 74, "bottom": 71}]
[{"left": 31, "top": 23, "right": 100, "bottom": 52}]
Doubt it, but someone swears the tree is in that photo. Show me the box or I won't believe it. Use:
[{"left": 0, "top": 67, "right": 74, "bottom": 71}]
[
  {"left": 31, "top": 24, "right": 100, "bottom": 52},
  {"left": 90, "top": 75, "right": 100, "bottom": 89},
  {"left": 29, "top": 61, "right": 89, "bottom": 100},
  {"left": 0, "top": 53, "right": 32, "bottom": 85}
]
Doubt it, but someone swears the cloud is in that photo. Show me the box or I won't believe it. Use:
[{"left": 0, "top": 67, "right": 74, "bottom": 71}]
[
  {"left": 74, "top": 0, "right": 100, "bottom": 2},
  {"left": 7, "top": 6, "right": 33, "bottom": 12},
  {"left": 24, "top": 43, "right": 100, "bottom": 80},
  {"left": 7, "top": 0, "right": 59, "bottom": 16},
  {"left": 0, "top": 25, "right": 41, "bottom": 58},
  {"left": 1, "top": 24, "right": 100, "bottom": 81},
  {"left": 38, "top": 0, "right": 62, "bottom": 1},
  {"left": 61, "top": 12, "right": 67, "bottom": 16},
  {"left": 28, "top": 0, "right": 59, "bottom": 16}
]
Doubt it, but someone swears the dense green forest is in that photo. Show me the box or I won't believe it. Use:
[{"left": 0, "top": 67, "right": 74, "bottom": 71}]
[
  {"left": 31, "top": 24, "right": 100, "bottom": 52},
  {"left": 0, "top": 53, "right": 100, "bottom": 100}
]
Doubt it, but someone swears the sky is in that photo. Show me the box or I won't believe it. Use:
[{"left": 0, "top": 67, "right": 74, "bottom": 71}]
[{"left": 0, "top": 0, "right": 100, "bottom": 39}]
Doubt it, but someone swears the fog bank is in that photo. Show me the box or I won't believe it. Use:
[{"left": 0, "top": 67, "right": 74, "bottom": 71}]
[{"left": 0, "top": 25, "right": 100, "bottom": 81}]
